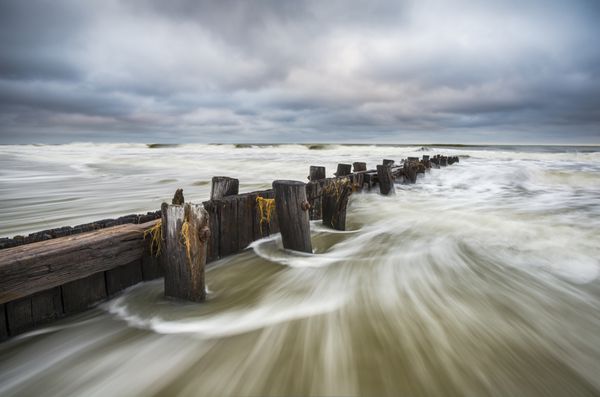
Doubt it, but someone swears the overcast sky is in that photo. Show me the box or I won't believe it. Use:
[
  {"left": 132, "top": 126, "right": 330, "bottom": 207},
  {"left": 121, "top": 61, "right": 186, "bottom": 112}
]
[{"left": 1, "top": 0, "right": 599, "bottom": 144}]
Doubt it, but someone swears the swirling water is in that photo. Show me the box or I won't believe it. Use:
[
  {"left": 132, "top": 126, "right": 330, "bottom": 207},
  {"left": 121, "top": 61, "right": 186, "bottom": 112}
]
[{"left": 1, "top": 143, "right": 600, "bottom": 396}]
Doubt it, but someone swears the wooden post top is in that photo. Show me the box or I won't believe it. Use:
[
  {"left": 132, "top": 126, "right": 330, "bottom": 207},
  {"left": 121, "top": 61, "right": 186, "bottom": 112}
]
[{"left": 273, "top": 180, "right": 306, "bottom": 187}]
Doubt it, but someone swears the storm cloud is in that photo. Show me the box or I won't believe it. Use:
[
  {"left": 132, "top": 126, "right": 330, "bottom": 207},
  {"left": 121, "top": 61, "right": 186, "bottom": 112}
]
[{"left": 0, "top": 0, "right": 599, "bottom": 143}]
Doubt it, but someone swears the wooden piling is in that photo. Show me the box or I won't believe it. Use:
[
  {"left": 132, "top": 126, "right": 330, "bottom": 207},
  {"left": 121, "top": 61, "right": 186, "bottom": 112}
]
[
  {"left": 272, "top": 180, "right": 312, "bottom": 253},
  {"left": 335, "top": 163, "right": 352, "bottom": 177},
  {"left": 383, "top": 159, "right": 395, "bottom": 167},
  {"left": 404, "top": 162, "right": 418, "bottom": 183},
  {"left": 322, "top": 177, "right": 353, "bottom": 230},
  {"left": 353, "top": 162, "right": 367, "bottom": 172},
  {"left": 162, "top": 202, "right": 209, "bottom": 302},
  {"left": 422, "top": 155, "right": 431, "bottom": 169},
  {"left": 350, "top": 172, "right": 365, "bottom": 192},
  {"left": 305, "top": 180, "right": 325, "bottom": 220},
  {"left": 308, "top": 166, "right": 326, "bottom": 181},
  {"left": 172, "top": 188, "right": 185, "bottom": 205},
  {"left": 210, "top": 176, "right": 239, "bottom": 200},
  {"left": 0, "top": 149, "right": 461, "bottom": 340},
  {"left": 377, "top": 165, "right": 395, "bottom": 195}
]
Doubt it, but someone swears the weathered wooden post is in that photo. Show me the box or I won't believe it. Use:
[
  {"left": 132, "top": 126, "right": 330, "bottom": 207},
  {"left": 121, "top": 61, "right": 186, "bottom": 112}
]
[
  {"left": 349, "top": 172, "right": 365, "bottom": 192},
  {"left": 210, "top": 176, "right": 239, "bottom": 200},
  {"left": 161, "top": 202, "right": 210, "bottom": 302},
  {"left": 404, "top": 162, "right": 417, "bottom": 183},
  {"left": 335, "top": 163, "right": 352, "bottom": 177},
  {"left": 322, "top": 177, "right": 352, "bottom": 230},
  {"left": 353, "top": 162, "right": 367, "bottom": 172},
  {"left": 440, "top": 156, "right": 448, "bottom": 166},
  {"left": 308, "top": 166, "right": 326, "bottom": 181},
  {"left": 383, "top": 159, "right": 395, "bottom": 167},
  {"left": 422, "top": 155, "right": 431, "bottom": 169},
  {"left": 305, "top": 180, "right": 322, "bottom": 220},
  {"left": 172, "top": 188, "right": 184, "bottom": 205},
  {"left": 377, "top": 165, "right": 395, "bottom": 195},
  {"left": 272, "top": 180, "right": 312, "bottom": 253}
]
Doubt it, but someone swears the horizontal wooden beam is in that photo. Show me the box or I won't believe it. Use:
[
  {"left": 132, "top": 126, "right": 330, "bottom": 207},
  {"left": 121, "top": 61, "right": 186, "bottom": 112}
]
[{"left": 0, "top": 220, "right": 158, "bottom": 304}]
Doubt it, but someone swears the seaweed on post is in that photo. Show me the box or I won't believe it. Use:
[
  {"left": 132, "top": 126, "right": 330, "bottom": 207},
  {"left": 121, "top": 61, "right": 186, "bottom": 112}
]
[
  {"left": 256, "top": 196, "right": 275, "bottom": 235},
  {"left": 144, "top": 220, "right": 163, "bottom": 257}
]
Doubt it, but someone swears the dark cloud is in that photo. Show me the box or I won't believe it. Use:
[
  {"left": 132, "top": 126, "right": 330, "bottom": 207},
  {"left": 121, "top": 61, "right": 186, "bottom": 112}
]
[{"left": 0, "top": 0, "right": 599, "bottom": 143}]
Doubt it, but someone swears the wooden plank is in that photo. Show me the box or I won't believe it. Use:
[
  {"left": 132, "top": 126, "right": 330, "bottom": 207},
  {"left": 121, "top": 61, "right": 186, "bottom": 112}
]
[
  {"left": 6, "top": 297, "right": 32, "bottom": 335},
  {"left": 237, "top": 193, "right": 257, "bottom": 250},
  {"left": 31, "top": 287, "right": 63, "bottom": 325},
  {"left": 142, "top": 247, "right": 163, "bottom": 280},
  {"left": 204, "top": 190, "right": 277, "bottom": 261},
  {"left": 202, "top": 199, "right": 221, "bottom": 263},
  {"left": 305, "top": 180, "right": 324, "bottom": 220},
  {"left": 0, "top": 220, "right": 157, "bottom": 304},
  {"left": 61, "top": 272, "right": 107, "bottom": 314},
  {"left": 218, "top": 197, "right": 239, "bottom": 257},
  {"left": 255, "top": 189, "right": 278, "bottom": 238},
  {"left": 0, "top": 304, "right": 7, "bottom": 341},
  {"left": 105, "top": 260, "right": 143, "bottom": 296}
]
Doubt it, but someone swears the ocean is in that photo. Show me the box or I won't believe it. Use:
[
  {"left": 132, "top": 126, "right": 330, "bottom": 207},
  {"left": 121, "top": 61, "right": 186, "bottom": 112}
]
[{"left": 1, "top": 143, "right": 600, "bottom": 396}]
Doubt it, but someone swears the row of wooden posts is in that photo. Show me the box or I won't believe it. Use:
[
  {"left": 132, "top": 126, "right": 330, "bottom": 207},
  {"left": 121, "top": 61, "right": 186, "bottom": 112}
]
[
  {"left": 161, "top": 154, "right": 459, "bottom": 302},
  {"left": 0, "top": 153, "right": 459, "bottom": 339}
]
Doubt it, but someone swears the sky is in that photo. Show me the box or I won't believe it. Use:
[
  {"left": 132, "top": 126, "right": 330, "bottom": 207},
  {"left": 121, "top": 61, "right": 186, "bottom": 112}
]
[{"left": 0, "top": 0, "right": 599, "bottom": 144}]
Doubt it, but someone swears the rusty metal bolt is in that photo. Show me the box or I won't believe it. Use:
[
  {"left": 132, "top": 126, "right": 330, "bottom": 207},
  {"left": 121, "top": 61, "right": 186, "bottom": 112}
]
[{"left": 301, "top": 201, "right": 311, "bottom": 211}]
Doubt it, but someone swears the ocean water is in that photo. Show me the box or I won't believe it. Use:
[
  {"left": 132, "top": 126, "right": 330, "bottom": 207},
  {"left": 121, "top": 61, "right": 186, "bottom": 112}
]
[{"left": 1, "top": 143, "right": 600, "bottom": 396}]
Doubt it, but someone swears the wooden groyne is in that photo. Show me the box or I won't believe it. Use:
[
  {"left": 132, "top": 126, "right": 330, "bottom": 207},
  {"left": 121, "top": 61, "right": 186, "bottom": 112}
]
[
  {"left": 0, "top": 154, "right": 458, "bottom": 341},
  {"left": 0, "top": 211, "right": 162, "bottom": 250}
]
